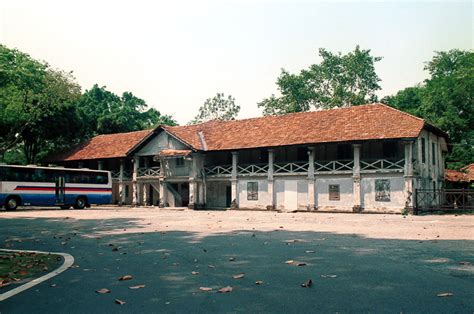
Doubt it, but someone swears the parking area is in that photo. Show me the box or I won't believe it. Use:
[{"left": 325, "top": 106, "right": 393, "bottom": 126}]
[{"left": 0, "top": 207, "right": 473, "bottom": 312}]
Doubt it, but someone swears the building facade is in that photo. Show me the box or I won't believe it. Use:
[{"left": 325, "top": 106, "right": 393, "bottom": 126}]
[{"left": 54, "top": 104, "right": 449, "bottom": 213}]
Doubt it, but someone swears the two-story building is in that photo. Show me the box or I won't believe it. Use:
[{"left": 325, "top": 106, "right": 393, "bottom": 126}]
[{"left": 53, "top": 104, "right": 449, "bottom": 213}]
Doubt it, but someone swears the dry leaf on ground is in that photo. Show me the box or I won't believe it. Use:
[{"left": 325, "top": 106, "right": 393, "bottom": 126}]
[
  {"left": 118, "top": 275, "right": 133, "bottom": 281},
  {"left": 232, "top": 273, "right": 245, "bottom": 279},
  {"left": 191, "top": 271, "right": 199, "bottom": 275},
  {"left": 208, "top": 265, "right": 215, "bottom": 268},
  {"left": 199, "top": 287, "right": 213, "bottom": 292},
  {"left": 305, "top": 250, "right": 315, "bottom": 253},
  {"left": 129, "top": 285, "right": 145, "bottom": 289},
  {"left": 321, "top": 275, "right": 337, "bottom": 278},
  {"left": 115, "top": 299, "right": 125, "bottom": 305},
  {"left": 437, "top": 292, "right": 453, "bottom": 297},
  {"left": 218, "top": 286, "right": 233, "bottom": 293},
  {"left": 96, "top": 288, "right": 111, "bottom": 294},
  {"left": 228, "top": 257, "right": 236, "bottom": 261},
  {"left": 255, "top": 280, "right": 264, "bottom": 285},
  {"left": 301, "top": 279, "right": 312, "bottom": 288}
]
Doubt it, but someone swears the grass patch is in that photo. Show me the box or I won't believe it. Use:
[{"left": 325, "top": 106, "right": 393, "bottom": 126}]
[{"left": 0, "top": 251, "right": 62, "bottom": 289}]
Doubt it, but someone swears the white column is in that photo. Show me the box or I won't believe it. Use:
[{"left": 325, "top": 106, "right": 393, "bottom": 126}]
[
  {"left": 119, "top": 160, "right": 125, "bottom": 205},
  {"left": 188, "top": 155, "right": 197, "bottom": 209},
  {"left": 231, "top": 151, "right": 238, "bottom": 208},
  {"left": 404, "top": 141, "right": 415, "bottom": 213},
  {"left": 352, "top": 144, "right": 362, "bottom": 212},
  {"left": 307, "top": 147, "right": 316, "bottom": 211},
  {"left": 159, "top": 179, "right": 167, "bottom": 207},
  {"left": 267, "top": 149, "right": 275, "bottom": 210},
  {"left": 132, "top": 156, "right": 140, "bottom": 206},
  {"left": 97, "top": 160, "right": 104, "bottom": 170}
]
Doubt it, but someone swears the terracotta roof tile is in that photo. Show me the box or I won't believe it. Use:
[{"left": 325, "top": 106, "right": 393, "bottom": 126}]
[
  {"left": 445, "top": 164, "right": 474, "bottom": 182},
  {"left": 59, "top": 129, "right": 152, "bottom": 161},
  {"left": 164, "top": 103, "right": 429, "bottom": 151}
]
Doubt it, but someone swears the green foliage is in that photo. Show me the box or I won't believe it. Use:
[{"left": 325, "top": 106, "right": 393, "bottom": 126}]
[
  {"left": 0, "top": 44, "right": 176, "bottom": 165},
  {"left": 382, "top": 49, "right": 474, "bottom": 169},
  {"left": 190, "top": 93, "right": 240, "bottom": 124},
  {"left": 258, "top": 46, "right": 382, "bottom": 115},
  {"left": 78, "top": 85, "right": 177, "bottom": 136}
]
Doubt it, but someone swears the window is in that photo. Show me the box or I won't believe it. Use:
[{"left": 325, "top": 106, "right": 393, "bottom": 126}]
[
  {"left": 329, "top": 185, "right": 340, "bottom": 201},
  {"left": 432, "top": 143, "right": 436, "bottom": 165},
  {"left": 176, "top": 158, "right": 184, "bottom": 167},
  {"left": 247, "top": 182, "right": 258, "bottom": 201},
  {"left": 382, "top": 141, "right": 397, "bottom": 159},
  {"left": 337, "top": 144, "right": 351, "bottom": 160},
  {"left": 421, "top": 138, "right": 426, "bottom": 163},
  {"left": 125, "top": 185, "right": 129, "bottom": 198},
  {"left": 375, "top": 179, "right": 390, "bottom": 202}
]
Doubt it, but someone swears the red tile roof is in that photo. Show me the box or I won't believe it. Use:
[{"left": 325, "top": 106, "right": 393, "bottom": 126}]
[
  {"left": 158, "top": 149, "right": 192, "bottom": 157},
  {"left": 58, "top": 129, "right": 152, "bottom": 161},
  {"left": 445, "top": 164, "right": 474, "bottom": 182},
  {"left": 164, "top": 103, "right": 439, "bottom": 151}
]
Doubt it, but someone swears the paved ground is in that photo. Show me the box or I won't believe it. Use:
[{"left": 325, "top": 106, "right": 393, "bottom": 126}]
[{"left": 0, "top": 207, "right": 473, "bottom": 313}]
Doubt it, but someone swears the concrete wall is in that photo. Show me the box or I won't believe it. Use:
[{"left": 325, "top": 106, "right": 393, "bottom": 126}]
[
  {"left": 315, "top": 176, "right": 354, "bottom": 211},
  {"left": 274, "top": 178, "right": 307, "bottom": 211},
  {"left": 361, "top": 174, "right": 405, "bottom": 213},
  {"left": 238, "top": 178, "right": 271, "bottom": 209}
]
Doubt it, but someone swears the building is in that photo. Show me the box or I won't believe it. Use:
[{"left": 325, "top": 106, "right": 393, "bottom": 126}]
[
  {"left": 445, "top": 164, "right": 474, "bottom": 188},
  {"left": 53, "top": 103, "right": 449, "bottom": 213}
]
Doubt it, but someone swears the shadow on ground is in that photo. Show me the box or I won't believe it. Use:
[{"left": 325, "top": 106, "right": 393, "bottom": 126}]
[{"left": 0, "top": 216, "right": 473, "bottom": 313}]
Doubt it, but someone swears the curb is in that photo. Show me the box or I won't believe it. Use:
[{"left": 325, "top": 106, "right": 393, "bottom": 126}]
[{"left": 0, "top": 249, "right": 74, "bottom": 302}]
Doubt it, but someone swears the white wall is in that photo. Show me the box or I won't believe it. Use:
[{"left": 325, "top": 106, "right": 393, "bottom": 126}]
[
  {"left": 316, "top": 176, "right": 353, "bottom": 211},
  {"left": 274, "top": 178, "right": 307, "bottom": 211},
  {"left": 238, "top": 178, "right": 271, "bottom": 209},
  {"left": 361, "top": 174, "right": 405, "bottom": 212}
]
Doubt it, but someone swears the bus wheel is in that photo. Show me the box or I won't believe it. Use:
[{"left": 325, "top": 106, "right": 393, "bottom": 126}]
[
  {"left": 74, "top": 197, "right": 87, "bottom": 210},
  {"left": 5, "top": 197, "right": 19, "bottom": 211}
]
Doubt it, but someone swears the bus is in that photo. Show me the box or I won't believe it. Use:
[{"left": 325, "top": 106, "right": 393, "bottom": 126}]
[{"left": 0, "top": 164, "right": 112, "bottom": 210}]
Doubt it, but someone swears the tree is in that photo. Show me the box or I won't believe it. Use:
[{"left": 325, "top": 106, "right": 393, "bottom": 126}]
[
  {"left": 258, "top": 46, "right": 382, "bottom": 115},
  {"left": 77, "top": 85, "right": 177, "bottom": 136},
  {"left": 190, "top": 93, "right": 240, "bottom": 124},
  {"left": 382, "top": 49, "right": 474, "bottom": 169},
  {"left": 0, "top": 45, "right": 83, "bottom": 164}
]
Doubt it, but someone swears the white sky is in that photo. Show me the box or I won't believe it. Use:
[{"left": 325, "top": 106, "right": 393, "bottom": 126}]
[{"left": 1, "top": 0, "right": 472, "bottom": 124}]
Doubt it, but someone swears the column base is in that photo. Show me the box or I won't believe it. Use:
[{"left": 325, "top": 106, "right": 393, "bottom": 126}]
[
  {"left": 188, "top": 203, "right": 196, "bottom": 210},
  {"left": 352, "top": 205, "right": 363, "bottom": 213},
  {"left": 230, "top": 199, "right": 238, "bottom": 209},
  {"left": 307, "top": 204, "right": 317, "bottom": 211},
  {"left": 266, "top": 205, "right": 275, "bottom": 210}
]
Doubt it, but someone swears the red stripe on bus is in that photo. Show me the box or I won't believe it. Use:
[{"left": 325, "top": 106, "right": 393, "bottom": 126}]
[{"left": 14, "top": 186, "right": 111, "bottom": 192}]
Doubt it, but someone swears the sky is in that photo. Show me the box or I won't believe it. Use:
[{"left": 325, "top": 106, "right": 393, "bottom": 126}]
[{"left": 1, "top": 0, "right": 472, "bottom": 124}]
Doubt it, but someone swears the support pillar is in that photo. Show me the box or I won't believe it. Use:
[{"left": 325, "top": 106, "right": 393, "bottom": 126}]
[
  {"left": 307, "top": 147, "right": 316, "bottom": 211},
  {"left": 267, "top": 149, "right": 275, "bottom": 210},
  {"left": 119, "top": 160, "right": 125, "bottom": 205},
  {"left": 159, "top": 179, "right": 167, "bottom": 208},
  {"left": 230, "top": 151, "right": 238, "bottom": 209},
  {"left": 98, "top": 160, "right": 104, "bottom": 170},
  {"left": 132, "top": 156, "right": 140, "bottom": 206},
  {"left": 352, "top": 144, "right": 362, "bottom": 212},
  {"left": 404, "top": 141, "right": 415, "bottom": 214}
]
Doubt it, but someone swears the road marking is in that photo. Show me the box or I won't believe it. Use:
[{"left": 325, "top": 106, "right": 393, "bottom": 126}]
[{"left": 0, "top": 249, "right": 74, "bottom": 302}]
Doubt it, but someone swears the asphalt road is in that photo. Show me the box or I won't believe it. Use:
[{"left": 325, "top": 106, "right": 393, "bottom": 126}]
[{"left": 0, "top": 211, "right": 473, "bottom": 313}]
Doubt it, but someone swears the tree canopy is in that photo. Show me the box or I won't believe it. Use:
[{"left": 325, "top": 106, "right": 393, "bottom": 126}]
[
  {"left": 382, "top": 49, "right": 473, "bottom": 169},
  {"left": 0, "top": 44, "right": 176, "bottom": 164},
  {"left": 258, "top": 46, "right": 382, "bottom": 115},
  {"left": 190, "top": 93, "right": 240, "bottom": 124}
]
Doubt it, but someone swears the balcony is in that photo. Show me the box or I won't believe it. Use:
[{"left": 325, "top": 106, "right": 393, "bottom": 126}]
[
  {"left": 137, "top": 166, "right": 162, "bottom": 178},
  {"left": 111, "top": 170, "right": 132, "bottom": 181},
  {"left": 204, "top": 159, "right": 405, "bottom": 177}
]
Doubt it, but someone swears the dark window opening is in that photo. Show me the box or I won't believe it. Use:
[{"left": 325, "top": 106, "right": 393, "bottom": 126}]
[
  {"left": 421, "top": 138, "right": 426, "bottom": 163},
  {"left": 432, "top": 143, "right": 436, "bottom": 165},
  {"left": 176, "top": 158, "right": 184, "bottom": 167},
  {"left": 329, "top": 184, "right": 340, "bottom": 201},
  {"left": 297, "top": 147, "right": 307, "bottom": 162},
  {"left": 382, "top": 141, "right": 397, "bottom": 159},
  {"left": 375, "top": 179, "right": 391, "bottom": 202},
  {"left": 337, "top": 144, "right": 352, "bottom": 160}
]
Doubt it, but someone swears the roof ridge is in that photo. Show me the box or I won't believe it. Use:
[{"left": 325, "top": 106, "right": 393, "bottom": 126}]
[{"left": 375, "top": 102, "right": 425, "bottom": 123}]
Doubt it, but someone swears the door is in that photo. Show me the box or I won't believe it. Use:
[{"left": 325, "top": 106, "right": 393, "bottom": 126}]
[
  {"left": 55, "top": 176, "right": 66, "bottom": 204},
  {"left": 226, "top": 185, "right": 232, "bottom": 207}
]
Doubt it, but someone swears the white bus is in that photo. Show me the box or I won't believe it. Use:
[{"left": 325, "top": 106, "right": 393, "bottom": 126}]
[{"left": 0, "top": 164, "right": 112, "bottom": 210}]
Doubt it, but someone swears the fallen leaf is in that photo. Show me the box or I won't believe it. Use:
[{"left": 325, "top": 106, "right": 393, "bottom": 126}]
[
  {"left": 118, "top": 275, "right": 133, "bottom": 281},
  {"left": 191, "top": 271, "right": 199, "bottom": 275},
  {"left": 228, "top": 257, "right": 236, "bottom": 261},
  {"left": 232, "top": 273, "right": 245, "bottom": 279},
  {"left": 115, "top": 299, "right": 125, "bottom": 305},
  {"left": 199, "top": 287, "right": 213, "bottom": 291},
  {"left": 301, "top": 279, "right": 312, "bottom": 288},
  {"left": 437, "top": 292, "right": 453, "bottom": 297},
  {"left": 321, "top": 275, "right": 337, "bottom": 278},
  {"left": 129, "top": 284, "right": 145, "bottom": 289},
  {"left": 285, "top": 260, "right": 294, "bottom": 264},
  {"left": 218, "top": 286, "right": 233, "bottom": 293},
  {"left": 96, "top": 288, "right": 111, "bottom": 294},
  {"left": 305, "top": 250, "right": 315, "bottom": 253},
  {"left": 255, "top": 280, "right": 264, "bottom": 285},
  {"left": 208, "top": 265, "right": 215, "bottom": 268}
]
